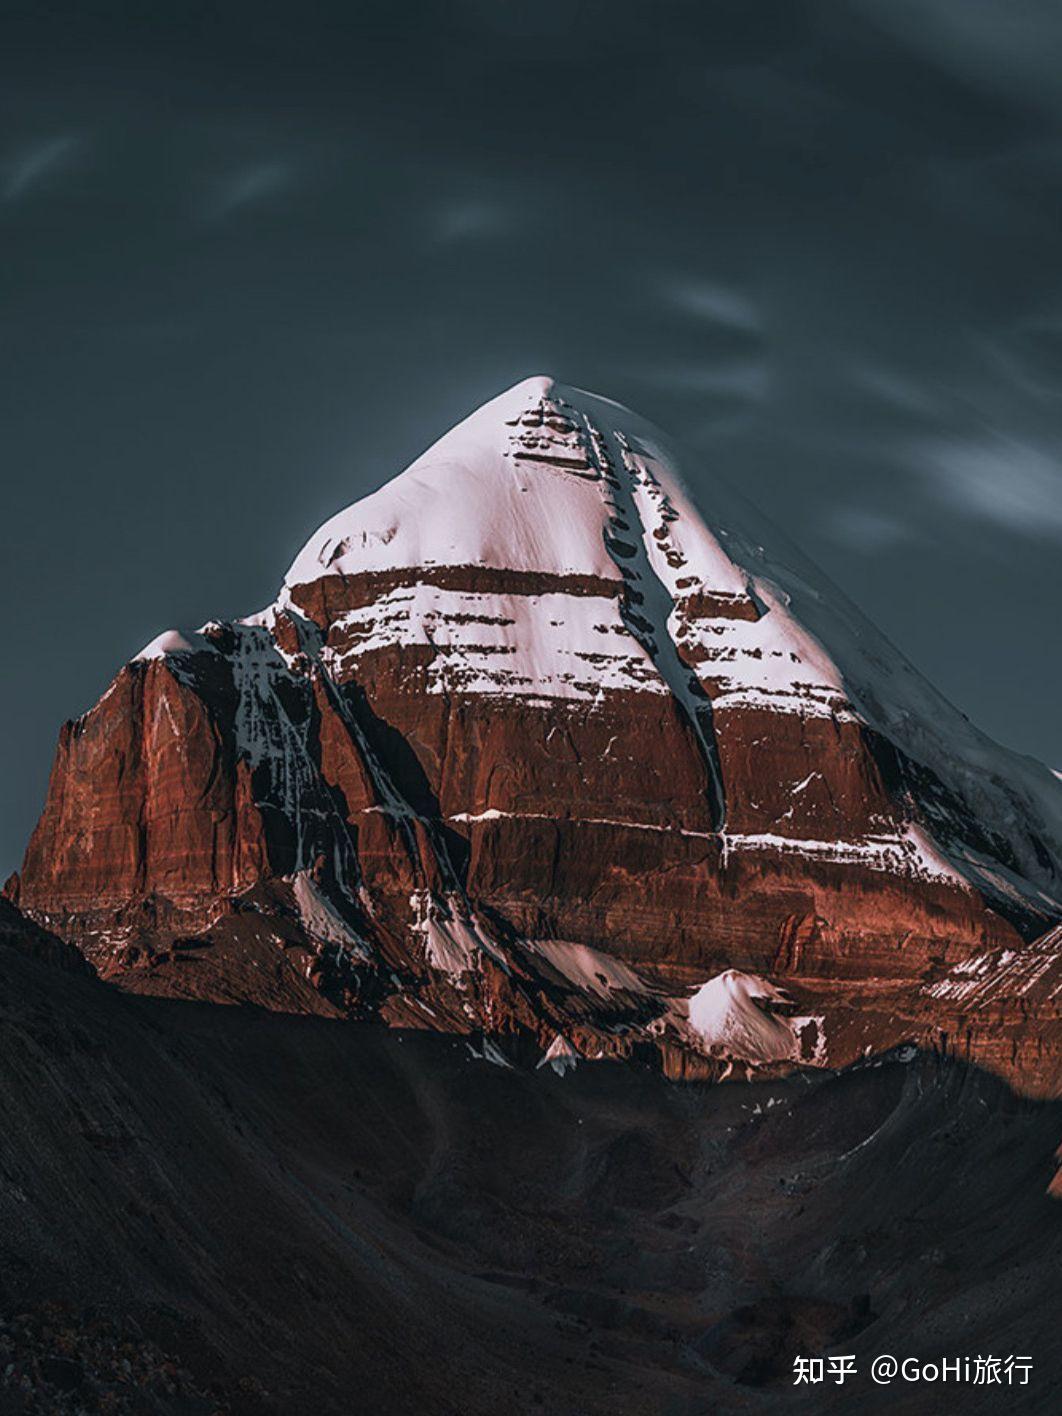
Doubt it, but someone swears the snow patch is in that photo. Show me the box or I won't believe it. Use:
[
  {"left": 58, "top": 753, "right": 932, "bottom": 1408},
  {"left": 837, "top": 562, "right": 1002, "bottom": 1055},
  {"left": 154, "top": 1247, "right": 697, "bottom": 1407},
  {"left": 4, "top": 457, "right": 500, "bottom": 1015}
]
[
  {"left": 687, "top": 970, "right": 823, "bottom": 1066},
  {"left": 292, "top": 872, "right": 372, "bottom": 961},
  {"left": 523, "top": 938, "right": 648, "bottom": 999},
  {"left": 466, "top": 1037, "right": 513, "bottom": 1068},
  {"left": 410, "top": 891, "right": 507, "bottom": 977},
  {"left": 134, "top": 628, "right": 209, "bottom": 661},
  {"left": 322, "top": 585, "right": 665, "bottom": 700},
  {"left": 923, "top": 923, "right": 1062, "bottom": 1008},
  {"left": 720, "top": 825, "right": 970, "bottom": 886},
  {"left": 537, "top": 1033, "right": 579, "bottom": 1076}
]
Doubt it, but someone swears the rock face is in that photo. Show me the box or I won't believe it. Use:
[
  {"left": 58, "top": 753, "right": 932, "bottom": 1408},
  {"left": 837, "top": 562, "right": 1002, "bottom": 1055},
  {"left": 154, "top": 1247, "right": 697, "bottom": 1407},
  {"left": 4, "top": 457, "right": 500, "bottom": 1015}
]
[{"left": 15, "top": 376, "right": 1062, "bottom": 1091}]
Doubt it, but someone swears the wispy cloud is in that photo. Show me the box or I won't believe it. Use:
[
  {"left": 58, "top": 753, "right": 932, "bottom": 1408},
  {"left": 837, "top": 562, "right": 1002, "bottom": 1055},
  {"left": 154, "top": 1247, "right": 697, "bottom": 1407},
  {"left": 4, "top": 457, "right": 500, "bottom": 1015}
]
[
  {"left": 851, "top": 0, "right": 1062, "bottom": 120},
  {"left": 662, "top": 278, "right": 760, "bottom": 332},
  {"left": 200, "top": 162, "right": 291, "bottom": 222},
  {"left": 430, "top": 199, "right": 509, "bottom": 244},
  {"left": 4, "top": 135, "right": 80, "bottom": 202},
  {"left": 851, "top": 365, "right": 944, "bottom": 417},
  {"left": 826, "top": 505, "right": 914, "bottom": 553},
  {"left": 918, "top": 433, "right": 1062, "bottom": 540},
  {"left": 973, "top": 329, "right": 1062, "bottom": 403}
]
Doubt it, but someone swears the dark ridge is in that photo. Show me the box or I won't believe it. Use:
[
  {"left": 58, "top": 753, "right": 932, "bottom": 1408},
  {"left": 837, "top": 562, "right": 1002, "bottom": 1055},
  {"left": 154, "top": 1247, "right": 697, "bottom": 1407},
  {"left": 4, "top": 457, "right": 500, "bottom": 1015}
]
[{"left": 0, "top": 936, "right": 1059, "bottom": 1415}]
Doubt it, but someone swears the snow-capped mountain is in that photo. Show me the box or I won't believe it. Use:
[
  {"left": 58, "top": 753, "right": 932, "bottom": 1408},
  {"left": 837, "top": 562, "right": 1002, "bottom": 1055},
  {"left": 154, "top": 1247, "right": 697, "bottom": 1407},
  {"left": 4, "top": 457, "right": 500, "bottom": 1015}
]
[{"left": 12, "top": 377, "right": 1062, "bottom": 1090}]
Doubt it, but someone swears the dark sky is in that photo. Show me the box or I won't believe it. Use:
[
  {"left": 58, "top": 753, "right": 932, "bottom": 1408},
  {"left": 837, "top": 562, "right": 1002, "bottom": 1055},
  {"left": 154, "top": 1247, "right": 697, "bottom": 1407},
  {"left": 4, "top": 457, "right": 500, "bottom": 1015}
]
[{"left": 4, "top": 0, "right": 1062, "bottom": 873}]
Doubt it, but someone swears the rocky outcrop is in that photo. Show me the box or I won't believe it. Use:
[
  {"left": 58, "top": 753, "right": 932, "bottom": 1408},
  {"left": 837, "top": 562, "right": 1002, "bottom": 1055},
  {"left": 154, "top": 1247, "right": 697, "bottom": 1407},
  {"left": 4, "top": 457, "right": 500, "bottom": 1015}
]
[
  {"left": 16, "top": 377, "right": 1062, "bottom": 1091},
  {"left": 20, "top": 658, "right": 269, "bottom": 923}
]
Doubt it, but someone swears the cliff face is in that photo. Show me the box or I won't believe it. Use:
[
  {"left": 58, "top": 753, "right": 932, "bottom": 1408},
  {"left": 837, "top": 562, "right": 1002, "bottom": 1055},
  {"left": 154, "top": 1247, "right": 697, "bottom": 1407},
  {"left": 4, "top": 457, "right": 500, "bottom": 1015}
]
[
  {"left": 15, "top": 377, "right": 1062, "bottom": 1092},
  {"left": 21, "top": 660, "right": 268, "bottom": 916}
]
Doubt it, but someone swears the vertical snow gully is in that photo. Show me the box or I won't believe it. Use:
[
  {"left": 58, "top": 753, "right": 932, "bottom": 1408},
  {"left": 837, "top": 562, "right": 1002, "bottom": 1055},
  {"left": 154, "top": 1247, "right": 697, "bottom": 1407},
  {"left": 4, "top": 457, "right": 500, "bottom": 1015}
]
[
  {"left": 577, "top": 410, "right": 728, "bottom": 832},
  {"left": 286, "top": 607, "right": 470, "bottom": 901}
]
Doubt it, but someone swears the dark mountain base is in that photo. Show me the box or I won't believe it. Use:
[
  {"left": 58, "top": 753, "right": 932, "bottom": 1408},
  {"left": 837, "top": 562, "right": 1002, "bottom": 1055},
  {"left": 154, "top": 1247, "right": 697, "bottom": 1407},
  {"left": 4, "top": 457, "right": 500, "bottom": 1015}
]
[{"left": 1, "top": 939, "right": 1060, "bottom": 1416}]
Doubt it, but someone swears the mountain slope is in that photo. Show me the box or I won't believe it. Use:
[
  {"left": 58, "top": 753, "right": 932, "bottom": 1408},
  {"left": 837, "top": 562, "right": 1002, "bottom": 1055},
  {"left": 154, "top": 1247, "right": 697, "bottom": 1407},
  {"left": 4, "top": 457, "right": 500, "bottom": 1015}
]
[
  {"left": 1, "top": 923, "right": 1060, "bottom": 1415},
  {"left": 13, "top": 377, "right": 1062, "bottom": 1090}
]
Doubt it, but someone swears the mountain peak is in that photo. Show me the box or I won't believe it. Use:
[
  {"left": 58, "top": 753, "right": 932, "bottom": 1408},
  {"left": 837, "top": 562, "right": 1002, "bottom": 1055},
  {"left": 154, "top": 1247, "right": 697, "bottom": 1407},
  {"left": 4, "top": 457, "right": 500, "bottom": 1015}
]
[
  {"left": 505, "top": 373, "right": 558, "bottom": 398},
  {"left": 16, "top": 374, "right": 1062, "bottom": 1093},
  {"left": 282, "top": 375, "right": 639, "bottom": 592}
]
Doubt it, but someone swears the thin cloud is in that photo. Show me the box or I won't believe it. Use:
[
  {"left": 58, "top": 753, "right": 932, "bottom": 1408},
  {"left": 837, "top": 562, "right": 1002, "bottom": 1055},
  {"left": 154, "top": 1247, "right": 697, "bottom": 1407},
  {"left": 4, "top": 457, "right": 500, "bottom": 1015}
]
[
  {"left": 663, "top": 278, "right": 760, "bottom": 332},
  {"left": 851, "top": 365, "right": 944, "bottom": 418},
  {"left": 918, "top": 433, "right": 1062, "bottom": 540},
  {"left": 826, "top": 505, "right": 914, "bottom": 553},
  {"left": 973, "top": 330, "right": 1062, "bottom": 403},
  {"left": 201, "top": 162, "right": 291, "bottom": 222},
  {"left": 4, "top": 135, "right": 80, "bottom": 202},
  {"left": 851, "top": 0, "right": 1062, "bottom": 120},
  {"left": 430, "top": 199, "right": 510, "bottom": 244}
]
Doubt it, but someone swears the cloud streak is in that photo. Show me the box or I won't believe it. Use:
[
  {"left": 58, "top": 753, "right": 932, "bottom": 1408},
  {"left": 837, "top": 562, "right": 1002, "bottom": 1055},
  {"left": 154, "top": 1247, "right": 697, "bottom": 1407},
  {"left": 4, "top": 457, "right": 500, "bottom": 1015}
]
[
  {"left": 4, "top": 135, "right": 80, "bottom": 202},
  {"left": 663, "top": 278, "right": 760, "bottom": 332},
  {"left": 918, "top": 433, "right": 1062, "bottom": 540},
  {"left": 430, "top": 199, "right": 510, "bottom": 244},
  {"left": 200, "top": 162, "right": 291, "bottom": 223},
  {"left": 826, "top": 505, "right": 914, "bottom": 553}
]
